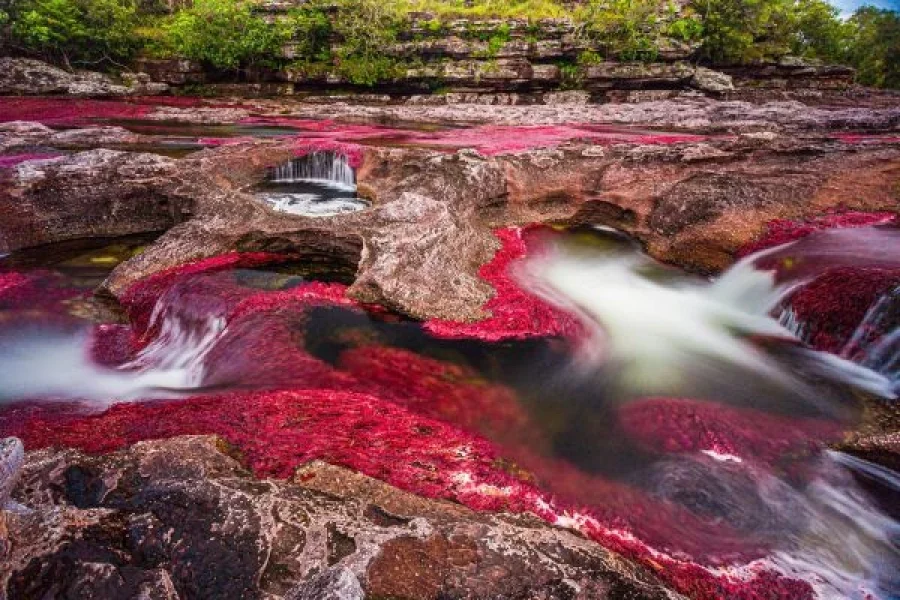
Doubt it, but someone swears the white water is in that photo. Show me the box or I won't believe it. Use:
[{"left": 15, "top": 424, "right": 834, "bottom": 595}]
[
  {"left": 261, "top": 191, "right": 368, "bottom": 217},
  {"left": 766, "top": 451, "right": 900, "bottom": 599},
  {"left": 262, "top": 152, "right": 367, "bottom": 217},
  {"left": 270, "top": 152, "right": 356, "bottom": 189},
  {"left": 522, "top": 226, "right": 900, "bottom": 598},
  {"left": 522, "top": 226, "right": 900, "bottom": 411},
  {"left": 0, "top": 313, "right": 222, "bottom": 407}
]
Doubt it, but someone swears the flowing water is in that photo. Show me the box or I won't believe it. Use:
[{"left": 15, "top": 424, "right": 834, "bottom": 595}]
[
  {"left": 0, "top": 225, "right": 898, "bottom": 599},
  {"left": 257, "top": 152, "right": 369, "bottom": 217}
]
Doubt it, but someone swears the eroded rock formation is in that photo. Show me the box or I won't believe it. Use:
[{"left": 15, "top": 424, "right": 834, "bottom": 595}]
[
  {"left": 2, "top": 116, "right": 897, "bottom": 321},
  {"left": 0, "top": 435, "right": 679, "bottom": 599}
]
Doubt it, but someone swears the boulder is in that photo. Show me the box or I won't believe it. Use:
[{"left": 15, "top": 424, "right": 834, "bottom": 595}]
[
  {"left": 0, "top": 435, "right": 680, "bottom": 599},
  {"left": 0, "top": 58, "right": 132, "bottom": 96},
  {"left": 690, "top": 67, "right": 735, "bottom": 94}
]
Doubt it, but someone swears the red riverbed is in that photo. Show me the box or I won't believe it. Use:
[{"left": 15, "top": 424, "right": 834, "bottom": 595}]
[{"left": 4, "top": 213, "right": 899, "bottom": 599}]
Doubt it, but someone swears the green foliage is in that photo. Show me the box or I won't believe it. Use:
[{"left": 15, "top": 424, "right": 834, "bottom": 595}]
[
  {"left": 329, "top": 0, "right": 403, "bottom": 85},
  {"left": 692, "top": 0, "right": 850, "bottom": 64},
  {"left": 667, "top": 16, "right": 703, "bottom": 42},
  {"left": 163, "top": 0, "right": 289, "bottom": 70},
  {"left": 398, "top": 0, "right": 567, "bottom": 20},
  {"left": 846, "top": 7, "right": 900, "bottom": 88},
  {"left": 558, "top": 61, "right": 581, "bottom": 89},
  {"left": 791, "top": 0, "right": 851, "bottom": 61},
  {"left": 577, "top": 49, "right": 603, "bottom": 65},
  {"left": 284, "top": 4, "right": 332, "bottom": 61},
  {"left": 2, "top": 0, "right": 897, "bottom": 90},
  {"left": 576, "top": 0, "right": 667, "bottom": 61},
  {"left": 9, "top": 0, "right": 141, "bottom": 67},
  {"left": 477, "top": 24, "right": 511, "bottom": 57}
]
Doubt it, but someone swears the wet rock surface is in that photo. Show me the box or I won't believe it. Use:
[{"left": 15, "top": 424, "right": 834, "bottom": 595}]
[
  {"left": 3, "top": 120, "right": 897, "bottom": 321},
  {"left": 0, "top": 113, "right": 900, "bottom": 320},
  {"left": 0, "top": 435, "right": 679, "bottom": 600}
]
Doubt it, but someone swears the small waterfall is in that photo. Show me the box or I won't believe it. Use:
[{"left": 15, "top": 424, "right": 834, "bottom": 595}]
[
  {"left": 519, "top": 226, "right": 899, "bottom": 410},
  {"left": 841, "top": 284, "right": 900, "bottom": 394},
  {"left": 270, "top": 152, "right": 356, "bottom": 191},
  {"left": 260, "top": 152, "right": 367, "bottom": 217}
]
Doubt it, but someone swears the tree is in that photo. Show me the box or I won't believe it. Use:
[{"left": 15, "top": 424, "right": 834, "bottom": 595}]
[
  {"left": 163, "top": 0, "right": 289, "bottom": 71},
  {"left": 846, "top": 6, "right": 900, "bottom": 88},
  {"left": 9, "top": 0, "right": 140, "bottom": 68}
]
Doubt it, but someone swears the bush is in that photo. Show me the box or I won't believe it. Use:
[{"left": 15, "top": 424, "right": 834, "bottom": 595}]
[
  {"left": 846, "top": 7, "right": 900, "bottom": 88},
  {"left": 575, "top": 1, "right": 701, "bottom": 61},
  {"left": 693, "top": 0, "right": 850, "bottom": 64},
  {"left": 9, "top": 0, "right": 141, "bottom": 67},
  {"left": 330, "top": 0, "right": 403, "bottom": 85},
  {"left": 163, "top": 0, "right": 289, "bottom": 71}
]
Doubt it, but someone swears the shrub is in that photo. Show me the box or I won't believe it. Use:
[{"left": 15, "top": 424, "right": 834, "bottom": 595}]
[
  {"left": 330, "top": 0, "right": 403, "bottom": 85},
  {"left": 163, "top": 0, "right": 290, "bottom": 71},
  {"left": 9, "top": 0, "right": 141, "bottom": 68},
  {"left": 846, "top": 7, "right": 900, "bottom": 88},
  {"left": 693, "top": 0, "right": 849, "bottom": 64},
  {"left": 576, "top": 0, "right": 667, "bottom": 61}
]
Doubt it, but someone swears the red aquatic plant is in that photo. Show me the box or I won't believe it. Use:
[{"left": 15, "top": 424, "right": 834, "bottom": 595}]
[
  {"left": 739, "top": 211, "right": 900, "bottom": 352},
  {"left": 425, "top": 227, "right": 579, "bottom": 341}
]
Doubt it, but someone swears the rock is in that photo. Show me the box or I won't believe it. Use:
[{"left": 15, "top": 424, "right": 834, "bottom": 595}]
[
  {"left": 543, "top": 90, "right": 591, "bottom": 105},
  {"left": 0, "top": 438, "right": 24, "bottom": 511},
  {"left": 132, "top": 58, "right": 206, "bottom": 85},
  {"left": 0, "top": 58, "right": 170, "bottom": 97},
  {"left": 690, "top": 67, "right": 735, "bottom": 94},
  {"left": 0, "top": 58, "right": 132, "bottom": 96},
  {"left": 0, "top": 149, "right": 188, "bottom": 253},
  {"left": 0, "top": 435, "right": 680, "bottom": 599},
  {"left": 3, "top": 123, "right": 898, "bottom": 322}
]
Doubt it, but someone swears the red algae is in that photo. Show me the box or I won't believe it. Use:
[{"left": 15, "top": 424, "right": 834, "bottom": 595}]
[
  {"left": 737, "top": 210, "right": 897, "bottom": 258},
  {"left": 0, "top": 97, "right": 152, "bottom": 125},
  {"left": 831, "top": 133, "right": 900, "bottom": 145},
  {"left": 243, "top": 115, "right": 705, "bottom": 155},
  {"left": 738, "top": 211, "right": 900, "bottom": 352},
  {"left": 0, "top": 269, "right": 83, "bottom": 312},
  {"left": 0, "top": 232, "right": 865, "bottom": 600},
  {"left": 291, "top": 139, "right": 365, "bottom": 169},
  {"left": 425, "top": 227, "right": 579, "bottom": 341},
  {"left": 618, "top": 398, "right": 842, "bottom": 465}
]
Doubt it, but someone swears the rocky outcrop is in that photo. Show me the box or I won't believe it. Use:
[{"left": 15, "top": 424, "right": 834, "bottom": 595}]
[
  {"left": 1, "top": 94, "right": 897, "bottom": 322},
  {"left": 0, "top": 58, "right": 168, "bottom": 97},
  {"left": 0, "top": 434, "right": 680, "bottom": 599},
  {"left": 0, "top": 149, "right": 187, "bottom": 253}
]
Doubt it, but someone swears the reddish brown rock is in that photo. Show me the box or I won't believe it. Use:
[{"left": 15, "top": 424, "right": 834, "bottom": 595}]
[
  {"left": 2, "top": 127, "right": 898, "bottom": 321},
  {"left": 0, "top": 435, "right": 680, "bottom": 600}
]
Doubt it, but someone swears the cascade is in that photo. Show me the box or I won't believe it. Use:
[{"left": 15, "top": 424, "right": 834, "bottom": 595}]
[{"left": 270, "top": 152, "right": 356, "bottom": 190}]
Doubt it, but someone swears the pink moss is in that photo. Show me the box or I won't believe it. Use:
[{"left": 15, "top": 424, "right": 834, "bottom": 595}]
[
  {"left": 0, "top": 97, "right": 152, "bottom": 125},
  {"left": 619, "top": 398, "right": 841, "bottom": 465},
  {"left": 831, "top": 133, "right": 900, "bottom": 145},
  {"left": 2, "top": 227, "right": 873, "bottom": 599},
  {"left": 0, "top": 153, "right": 63, "bottom": 168},
  {"left": 292, "top": 139, "right": 366, "bottom": 169},
  {"left": 738, "top": 211, "right": 900, "bottom": 352},
  {"left": 738, "top": 210, "right": 897, "bottom": 258},
  {"left": 425, "top": 227, "right": 579, "bottom": 341},
  {"left": 243, "top": 115, "right": 705, "bottom": 156},
  {"left": 410, "top": 124, "right": 704, "bottom": 155},
  {"left": 0, "top": 269, "right": 83, "bottom": 311}
]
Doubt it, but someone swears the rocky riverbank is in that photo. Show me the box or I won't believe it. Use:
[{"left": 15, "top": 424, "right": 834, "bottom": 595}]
[{"left": 0, "top": 83, "right": 898, "bottom": 599}]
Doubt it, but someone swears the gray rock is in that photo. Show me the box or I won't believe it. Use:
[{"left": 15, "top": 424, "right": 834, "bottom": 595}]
[{"left": 690, "top": 67, "right": 735, "bottom": 94}]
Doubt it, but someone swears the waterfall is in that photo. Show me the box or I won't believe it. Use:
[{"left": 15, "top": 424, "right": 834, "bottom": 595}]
[
  {"left": 271, "top": 152, "right": 356, "bottom": 191},
  {"left": 519, "top": 226, "right": 899, "bottom": 411},
  {"left": 841, "top": 284, "right": 900, "bottom": 394}
]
